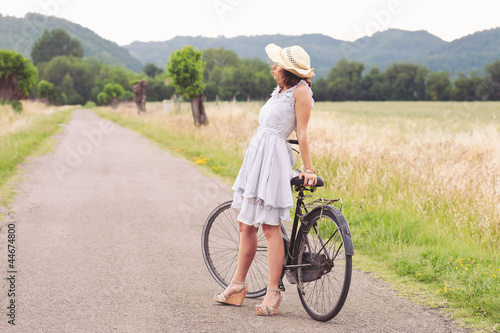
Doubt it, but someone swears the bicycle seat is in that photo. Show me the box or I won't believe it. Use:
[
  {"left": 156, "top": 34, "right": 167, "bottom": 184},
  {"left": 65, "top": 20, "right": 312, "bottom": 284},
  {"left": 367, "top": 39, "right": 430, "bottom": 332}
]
[{"left": 291, "top": 170, "right": 324, "bottom": 187}]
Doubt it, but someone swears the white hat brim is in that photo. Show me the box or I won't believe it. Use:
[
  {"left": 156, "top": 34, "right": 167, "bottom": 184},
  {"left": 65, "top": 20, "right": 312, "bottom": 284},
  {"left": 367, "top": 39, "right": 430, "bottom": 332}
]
[{"left": 265, "top": 43, "right": 315, "bottom": 79}]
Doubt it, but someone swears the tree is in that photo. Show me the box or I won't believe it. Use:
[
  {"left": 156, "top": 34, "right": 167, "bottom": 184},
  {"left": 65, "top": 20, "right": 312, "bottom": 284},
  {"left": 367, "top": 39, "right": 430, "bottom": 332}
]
[
  {"left": 132, "top": 80, "right": 147, "bottom": 112},
  {"left": 90, "top": 64, "right": 136, "bottom": 102},
  {"left": 166, "top": 46, "right": 207, "bottom": 126},
  {"left": 312, "top": 78, "right": 329, "bottom": 101},
  {"left": 360, "top": 67, "right": 383, "bottom": 100},
  {"left": 145, "top": 75, "right": 175, "bottom": 102},
  {"left": 219, "top": 64, "right": 261, "bottom": 101},
  {"left": 37, "top": 80, "right": 54, "bottom": 104},
  {"left": 60, "top": 73, "right": 83, "bottom": 104},
  {"left": 201, "top": 51, "right": 273, "bottom": 101},
  {"left": 31, "top": 29, "right": 84, "bottom": 64},
  {"left": 121, "top": 91, "right": 135, "bottom": 102},
  {"left": 37, "top": 80, "right": 66, "bottom": 105},
  {"left": 394, "top": 72, "right": 413, "bottom": 100},
  {"left": 483, "top": 60, "right": 500, "bottom": 100},
  {"left": 327, "top": 59, "right": 364, "bottom": 101},
  {"left": 102, "top": 83, "right": 124, "bottom": 108},
  {"left": 97, "top": 92, "right": 110, "bottom": 106},
  {"left": 37, "top": 56, "right": 94, "bottom": 104},
  {"left": 383, "top": 63, "right": 428, "bottom": 100},
  {"left": 0, "top": 50, "right": 38, "bottom": 106},
  {"left": 452, "top": 71, "right": 482, "bottom": 101},
  {"left": 203, "top": 47, "right": 240, "bottom": 81},
  {"left": 143, "top": 63, "right": 164, "bottom": 78},
  {"left": 415, "top": 67, "right": 429, "bottom": 101},
  {"left": 427, "top": 71, "right": 452, "bottom": 101}
]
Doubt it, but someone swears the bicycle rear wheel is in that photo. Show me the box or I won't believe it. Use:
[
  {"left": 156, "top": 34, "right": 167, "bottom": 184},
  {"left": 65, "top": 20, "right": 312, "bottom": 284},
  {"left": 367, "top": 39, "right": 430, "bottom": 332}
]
[
  {"left": 295, "top": 207, "right": 352, "bottom": 321},
  {"left": 201, "top": 201, "right": 268, "bottom": 298}
]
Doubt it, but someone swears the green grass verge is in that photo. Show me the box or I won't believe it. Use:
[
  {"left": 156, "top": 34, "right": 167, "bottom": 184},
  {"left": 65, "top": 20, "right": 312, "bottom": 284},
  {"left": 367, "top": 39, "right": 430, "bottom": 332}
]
[
  {"left": 344, "top": 200, "right": 499, "bottom": 331},
  {"left": 0, "top": 108, "right": 73, "bottom": 213},
  {"left": 93, "top": 106, "right": 499, "bottom": 332}
]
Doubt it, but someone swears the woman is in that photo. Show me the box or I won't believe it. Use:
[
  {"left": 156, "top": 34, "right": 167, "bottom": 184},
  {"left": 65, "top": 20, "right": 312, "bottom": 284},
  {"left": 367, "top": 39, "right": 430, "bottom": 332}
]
[{"left": 214, "top": 43, "right": 317, "bottom": 316}]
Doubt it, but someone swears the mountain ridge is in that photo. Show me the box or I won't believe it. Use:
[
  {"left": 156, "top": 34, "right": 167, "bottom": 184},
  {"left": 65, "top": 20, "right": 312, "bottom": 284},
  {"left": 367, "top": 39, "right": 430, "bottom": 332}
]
[
  {"left": 124, "top": 28, "right": 500, "bottom": 77},
  {"left": 1, "top": 13, "right": 498, "bottom": 77},
  {"left": 0, "top": 13, "right": 143, "bottom": 72}
]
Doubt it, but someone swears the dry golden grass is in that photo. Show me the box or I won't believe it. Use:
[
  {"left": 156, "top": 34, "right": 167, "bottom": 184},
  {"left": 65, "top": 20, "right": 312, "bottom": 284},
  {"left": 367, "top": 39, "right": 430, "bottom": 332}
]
[
  {"left": 0, "top": 101, "right": 71, "bottom": 138},
  {"left": 111, "top": 101, "right": 262, "bottom": 156},
  {"left": 104, "top": 100, "right": 500, "bottom": 248},
  {"left": 307, "top": 103, "right": 500, "bottom": 247}
]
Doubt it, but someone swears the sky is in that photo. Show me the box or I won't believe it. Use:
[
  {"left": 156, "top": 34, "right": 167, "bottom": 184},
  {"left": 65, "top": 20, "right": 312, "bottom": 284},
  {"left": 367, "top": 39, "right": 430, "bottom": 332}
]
[{"left": 1, "top": 0, "right": 499, "bottom": 46}]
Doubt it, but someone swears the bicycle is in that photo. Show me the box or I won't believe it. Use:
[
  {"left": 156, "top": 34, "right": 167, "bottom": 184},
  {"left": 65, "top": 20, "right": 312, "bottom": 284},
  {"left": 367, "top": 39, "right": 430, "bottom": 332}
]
[{"left": 201, "top": 140, "right": 354, "bottom": 322}]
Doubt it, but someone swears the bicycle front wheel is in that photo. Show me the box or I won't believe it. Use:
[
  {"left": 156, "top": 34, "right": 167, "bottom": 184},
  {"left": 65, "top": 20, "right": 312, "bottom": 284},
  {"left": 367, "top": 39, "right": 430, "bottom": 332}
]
[
  {"left": 201, "top": 201, "right": 268, "bottom": 298},
  {"left": 295, "top": 207, "right": 352, "bottom": 321}
]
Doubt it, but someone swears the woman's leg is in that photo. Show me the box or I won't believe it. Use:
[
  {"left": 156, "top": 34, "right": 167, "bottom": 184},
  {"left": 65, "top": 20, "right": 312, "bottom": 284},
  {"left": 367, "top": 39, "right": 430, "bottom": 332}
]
[
  {"left": 223, "top": 222, "right": 257, "bottom": 295},
  {"left": 260, "top": 223, "right": 284, "bottom": 306}
]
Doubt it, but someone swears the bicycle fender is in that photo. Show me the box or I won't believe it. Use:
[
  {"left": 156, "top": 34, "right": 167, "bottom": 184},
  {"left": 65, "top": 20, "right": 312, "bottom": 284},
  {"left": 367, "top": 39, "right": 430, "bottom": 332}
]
[{"left": 306, "top": 206, "right": 355, "bottom": 256}]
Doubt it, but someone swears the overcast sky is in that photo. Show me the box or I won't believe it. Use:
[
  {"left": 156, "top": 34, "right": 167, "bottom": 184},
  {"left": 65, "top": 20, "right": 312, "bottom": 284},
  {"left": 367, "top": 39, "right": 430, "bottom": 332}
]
[{"left": 1, "top": 0, "right": 499, "bottom": 46}]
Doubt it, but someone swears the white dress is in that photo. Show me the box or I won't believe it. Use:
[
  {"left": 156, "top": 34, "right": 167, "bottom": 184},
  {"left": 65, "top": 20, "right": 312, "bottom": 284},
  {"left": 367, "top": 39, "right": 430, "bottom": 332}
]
[{"left": 231, "top": 80, "right": 314, "bottom": 228}]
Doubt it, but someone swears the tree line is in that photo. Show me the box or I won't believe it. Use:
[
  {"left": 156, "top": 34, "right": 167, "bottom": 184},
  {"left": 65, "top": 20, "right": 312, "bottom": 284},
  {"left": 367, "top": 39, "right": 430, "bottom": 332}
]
[
  {"left": 1, "top": 28, "right": 499, "bottom": 113},
  {"left": 314, "top": 59, "right": 500, "bottom": 102}
]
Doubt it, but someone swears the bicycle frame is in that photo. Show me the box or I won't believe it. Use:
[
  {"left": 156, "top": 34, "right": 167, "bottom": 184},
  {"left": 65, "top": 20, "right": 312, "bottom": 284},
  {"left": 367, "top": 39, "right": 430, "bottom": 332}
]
[
  {"left": 285, "top": 186, "right": 307, "bottom": 266},
  {"left": 279, "top": 185, "right": 315, "bottom": 290}
]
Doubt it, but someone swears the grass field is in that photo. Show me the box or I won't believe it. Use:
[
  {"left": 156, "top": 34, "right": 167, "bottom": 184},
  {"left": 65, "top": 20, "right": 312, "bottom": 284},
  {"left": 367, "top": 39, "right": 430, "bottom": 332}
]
[
  {"left": 0, "top": 101, "right": 73, "bottom": 211},
  {"left": 95, "top": 100, "right": 499, "bottom": 331}
]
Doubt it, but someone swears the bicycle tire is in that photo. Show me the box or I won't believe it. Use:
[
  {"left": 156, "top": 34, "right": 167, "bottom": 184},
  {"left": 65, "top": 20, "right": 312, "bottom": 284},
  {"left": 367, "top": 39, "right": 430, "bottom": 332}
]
[
  {"left": 201, "top": 201, "right": 268, "bottom": 298},
  {"left": 294, "top": 207, "right": 352, "bottom": 321}
]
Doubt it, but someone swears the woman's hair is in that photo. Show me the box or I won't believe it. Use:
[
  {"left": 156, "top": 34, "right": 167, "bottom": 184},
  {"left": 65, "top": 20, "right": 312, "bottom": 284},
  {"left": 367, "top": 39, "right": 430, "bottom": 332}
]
[{"left": 281, "top": 69, "right": 312, "bottom": 89}]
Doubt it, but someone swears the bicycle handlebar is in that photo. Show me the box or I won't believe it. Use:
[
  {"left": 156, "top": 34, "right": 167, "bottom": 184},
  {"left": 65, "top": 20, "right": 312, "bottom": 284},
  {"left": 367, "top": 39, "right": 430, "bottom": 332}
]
[{"left": 291, "top": 175, "right": 324, "bottom": 188}]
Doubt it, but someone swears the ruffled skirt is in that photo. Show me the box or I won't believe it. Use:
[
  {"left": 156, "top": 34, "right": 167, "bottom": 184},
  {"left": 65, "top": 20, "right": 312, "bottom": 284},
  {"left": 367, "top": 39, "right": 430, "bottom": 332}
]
[{"left": 231, "top": 128, "right": 295, "bottom": 228}]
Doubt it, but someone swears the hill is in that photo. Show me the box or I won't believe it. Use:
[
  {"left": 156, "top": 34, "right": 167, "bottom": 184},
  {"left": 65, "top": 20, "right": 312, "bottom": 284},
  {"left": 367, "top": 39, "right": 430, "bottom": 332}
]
[
  {"left": 347, "top": 28, "right": 500, "bottom": 75},
  {"left": 126, "top": 34, "right": 345, "bottom": 78},
  {"left": 125, "top": 28, "right": 500, "bottom": 77},
  {"left": 1, "top": 12, "right": 498, "bottom": 78},
  {"left": 0, "top": 13, "right": 143, "bottom": 72}
]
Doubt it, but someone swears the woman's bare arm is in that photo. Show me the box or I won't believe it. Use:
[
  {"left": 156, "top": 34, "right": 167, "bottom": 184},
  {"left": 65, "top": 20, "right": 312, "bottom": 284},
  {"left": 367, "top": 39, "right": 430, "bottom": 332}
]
[{"left": 294, "top": 84, "right": 317, "bottom": 185}]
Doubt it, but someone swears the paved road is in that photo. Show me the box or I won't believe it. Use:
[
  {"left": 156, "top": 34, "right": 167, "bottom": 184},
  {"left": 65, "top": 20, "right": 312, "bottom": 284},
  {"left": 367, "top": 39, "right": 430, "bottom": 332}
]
[{"left": 0, "top": 109, "right": 472, "bottom": 332}]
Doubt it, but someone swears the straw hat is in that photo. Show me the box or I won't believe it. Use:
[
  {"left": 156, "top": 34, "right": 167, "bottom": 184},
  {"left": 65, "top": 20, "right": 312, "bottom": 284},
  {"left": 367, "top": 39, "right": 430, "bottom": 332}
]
[{"left": 265, "top": 43, "right": 315, "bottom": 79}]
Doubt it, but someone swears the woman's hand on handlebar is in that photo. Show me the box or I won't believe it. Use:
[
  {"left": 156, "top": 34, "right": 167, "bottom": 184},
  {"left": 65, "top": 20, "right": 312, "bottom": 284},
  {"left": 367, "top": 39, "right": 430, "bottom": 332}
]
[{"left": 298, "top": 170, "right": 317, "bottom": 186}]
